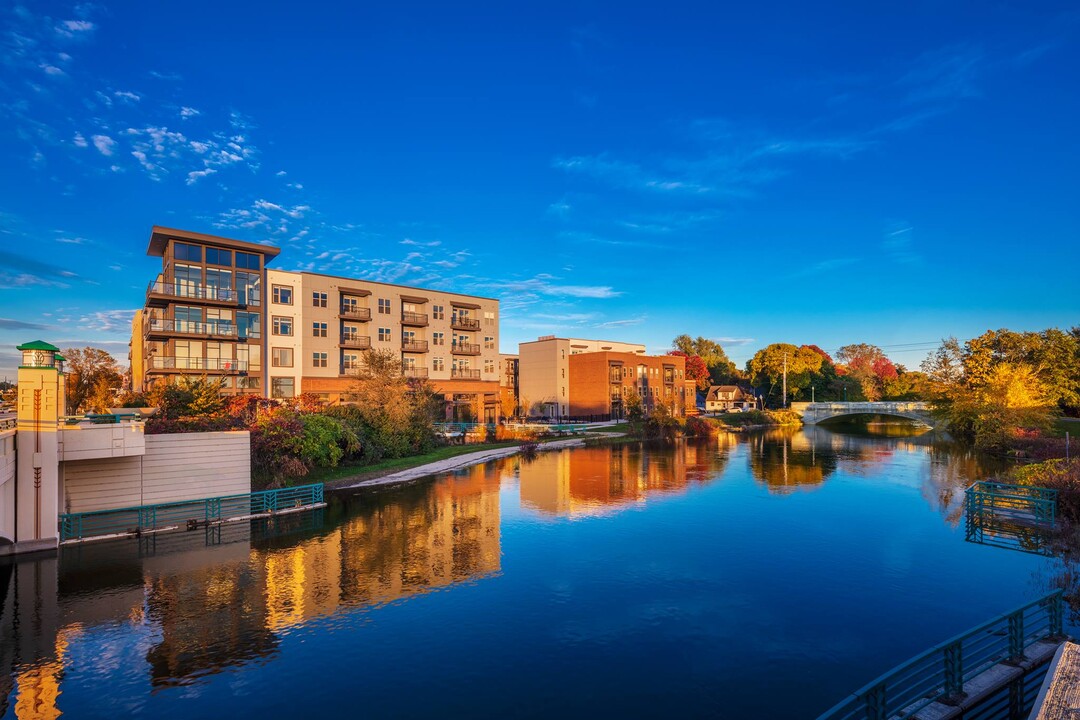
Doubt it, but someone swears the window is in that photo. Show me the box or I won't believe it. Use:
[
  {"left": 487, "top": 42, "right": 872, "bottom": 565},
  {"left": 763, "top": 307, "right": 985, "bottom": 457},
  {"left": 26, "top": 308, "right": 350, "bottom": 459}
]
[
  {"left": 378, "top": 298, "right": 391, "bottom": 314},
  {"left": 343, "top": 353, "right": 359, "bottom": 369},
  {"left": 236, "top": 271, "right": 260, "bottom": 305},
  {"left": 237, "top": 311, "right": 261, "bottom": 339},
  {"left": 312, "top": 322, "right": 327, "bottom": 337},
  {"left": 273, "top": 316, "right": 293, "bottom": 336},
  {"left": 271, "top": 377, "right": 295, "bottom": 399},
  {"left": 313, "top": 352, "right": 328, "bottom": 368},
  {"left": 378, "top": 327, "right": 391, "bottom": 342},
  {"left": 206, "top": 248, "right": 232, "bottom": 266},
  {"left": 341, "top": 296, "right": 358, "bottom": 312},
  {"left": 175, "top": 242, "right": 202, "bottom": 262},
  {"left": 243, "top": 377, "right": 261, "bottom": 390},
  {"left": 432, "top": 305, "right": 444, "bottom": 320},
  {"left": 484, "top": 359, "right": 495, "bottom": 374},
  {"left": 433, "top": 331, "right": 445, "bottom": 346},
  {"left": 313, "top": 291, "right": 327, "bottom": 307},
  {"left": 205, "top": 268, "right": 233, "bottom": 300},
  {"left": 484, "top": 336, "right": 495, "bottom": 349},
  {"left": 484, "top": 310, "right": 495, "bottom": 325},
  {"left": 272, "top": 348, "right": 293, "bottom": 367},
  {"left": 236, "top": 251, "right": 260, "bottom": 270},
  {"left": 433, "top": 357, "right": 444, "bottom": 371},
  {"left": 273, "top": 285, "right": 293, "bottom": 304},
  {"left": 174, "top": 264, "right": 202, "bottom": 296}
]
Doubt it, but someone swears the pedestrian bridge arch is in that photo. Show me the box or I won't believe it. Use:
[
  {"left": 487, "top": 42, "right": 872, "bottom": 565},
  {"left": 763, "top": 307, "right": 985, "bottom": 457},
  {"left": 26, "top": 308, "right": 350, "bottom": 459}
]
[{"left": 792, "top": 401, "right": 937, "bottom": 428}]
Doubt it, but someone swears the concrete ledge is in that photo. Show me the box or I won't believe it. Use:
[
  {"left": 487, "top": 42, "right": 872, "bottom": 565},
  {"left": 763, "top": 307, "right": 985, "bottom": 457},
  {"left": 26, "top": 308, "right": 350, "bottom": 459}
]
[{"left": 0, "top": 537, "right": 59, "bottom": 558}]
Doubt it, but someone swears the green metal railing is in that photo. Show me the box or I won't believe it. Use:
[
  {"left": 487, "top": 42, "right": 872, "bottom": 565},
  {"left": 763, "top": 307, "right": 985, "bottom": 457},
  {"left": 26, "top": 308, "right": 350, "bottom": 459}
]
[
  {"left": 817, "top": 590, "right": 1065, "bottom": 720},
  {"left": 966, "top": 481, "right": 1057, "bottom": 528},
  {"left": 59, "top": 483, "right": 324, "bottom": 542}
]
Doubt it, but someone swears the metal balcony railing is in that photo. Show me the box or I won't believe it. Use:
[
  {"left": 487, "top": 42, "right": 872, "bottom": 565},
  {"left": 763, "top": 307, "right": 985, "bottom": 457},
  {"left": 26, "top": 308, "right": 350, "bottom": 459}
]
[
  {"left": 339, "top": 307, "right": 371, "bottom": 321},
  {"left": 147, "top": 357, "right": 248, "bottom": 372},
  {"left": 451, "top": 368, "right": 481, "bottom": 380},
  {"left": 401, "top": 311, "right": 428, "bottom": 326},
  {"left": 145, "top": 318, "right": 238, "bottom": 338},
  {"left": 403, "top": 366, "right": 429, "bottom": 379},
  {"left": 451, "top": 316, "right": 480, "bottom": 331},
  {"left": 147, "top": 281, "right": 238, "bottom": 303},
  {"left": 402, "top": 339, "right": 429, "bottom": 353},
  {"left": 340, "top": 335, "right": 371, "bottom": 349},
  {"left": 451, "top": 342, "right": 481, "bottom": 355}
]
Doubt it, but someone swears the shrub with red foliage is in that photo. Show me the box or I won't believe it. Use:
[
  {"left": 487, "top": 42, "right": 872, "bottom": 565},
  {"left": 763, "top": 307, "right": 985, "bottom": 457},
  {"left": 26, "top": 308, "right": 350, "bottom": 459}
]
[{"left": 684, "top": 416, "right": 715, "bottom": 437}]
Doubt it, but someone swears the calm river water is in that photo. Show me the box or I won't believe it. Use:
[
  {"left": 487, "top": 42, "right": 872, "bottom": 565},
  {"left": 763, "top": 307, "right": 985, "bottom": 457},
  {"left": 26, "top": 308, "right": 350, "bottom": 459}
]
[{"left": 1, "top": 425, "right": 1070, "bottom": 719}]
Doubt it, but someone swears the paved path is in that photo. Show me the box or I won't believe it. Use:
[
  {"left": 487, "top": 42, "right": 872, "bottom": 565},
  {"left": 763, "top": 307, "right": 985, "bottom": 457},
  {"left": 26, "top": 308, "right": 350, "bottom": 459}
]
[{"left": 332, "top": 436, "right": 594, "bottom": 492}]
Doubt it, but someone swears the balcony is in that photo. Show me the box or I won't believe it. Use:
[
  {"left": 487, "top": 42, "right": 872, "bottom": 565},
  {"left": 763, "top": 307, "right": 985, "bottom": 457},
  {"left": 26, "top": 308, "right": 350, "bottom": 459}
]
[
  {"left": 403, "top": 366, "right": 429, "bottom": 379},
  {"left": 340, "top": 334, "right": 371, "bottom": 350},
  {"left": 339, "top": 306, "right": 371, "bottom": 321},
  {"left": 147, "top": 281, "right": 238, "bottom": 307},
  {"left": 610, "top": 371, "right": 624, "bottom": 383},
  {"left": 145, "top": 318, "right": 238, "bottom": 339},
  {"left": 401, "top": 311, "right": 428, "bottom": 327},
  {"left": 402, "top": 339, "right": 429, "bottom": 353},
  {"left": 451, "top": 342, "right": 481, "bottom": 356},
  {"left": 451, "top": 316, "right": 480, "bottom": 331},
  {"left": 451, "top": 368, "right": 481, "bottom": 380},
  {"left": 146, "top": 357, "right": 248, "bottom": 374}
]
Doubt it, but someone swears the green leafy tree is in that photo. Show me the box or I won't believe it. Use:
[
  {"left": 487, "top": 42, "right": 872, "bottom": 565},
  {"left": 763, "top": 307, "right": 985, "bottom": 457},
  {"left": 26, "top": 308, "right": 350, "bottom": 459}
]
[
  {"left": 673, "top": 334, "right": 739, "bottom": 384},
  {"left": 746, "top": 343, "right": 824, "bottom": 406}
]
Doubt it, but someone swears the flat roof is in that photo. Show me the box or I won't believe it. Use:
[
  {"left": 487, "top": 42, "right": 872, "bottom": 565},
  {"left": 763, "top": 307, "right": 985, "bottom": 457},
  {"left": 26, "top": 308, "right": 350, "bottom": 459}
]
[
  {"left": 269, "top": 268, "right": 499, "bottom": 303},
  {"left": 147, "top": 226, "right": 283, "bottom": 260},
  {"left": 519, "top": 336, "right": 647, "bottom": 348}
]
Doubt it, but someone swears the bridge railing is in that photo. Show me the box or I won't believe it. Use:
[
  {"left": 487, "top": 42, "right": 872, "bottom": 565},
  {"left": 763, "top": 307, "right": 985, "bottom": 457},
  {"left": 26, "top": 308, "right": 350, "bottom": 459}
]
[
  {"left": 806, "top": 402, "right": 929, "bottom": 412},
  {"left": 817, "top": 590, "right": 1064, "bottom": 720},
  {"left": 59, "top": 483, "right": 325, "bottom": 542}
]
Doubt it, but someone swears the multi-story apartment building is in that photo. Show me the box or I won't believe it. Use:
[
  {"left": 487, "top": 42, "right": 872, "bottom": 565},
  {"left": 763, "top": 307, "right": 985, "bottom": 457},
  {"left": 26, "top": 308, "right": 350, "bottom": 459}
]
[
  {"left": 131, "top": 227, "right": 503, "bottom": 421},
  {"left": 131, "top": 227, "right": 280, "bottom": 395},
  {"left": 265, "top": 269, "right": 501, "bottom": 421},
  {"left": 568, "top": 350, "right": 696, "bottom": 419},
  {"left": 498, "top": 353, "right": 519, "bottom": 417},
  {"left": 517, "top": 336, "right": 647, "bottom": 419}
]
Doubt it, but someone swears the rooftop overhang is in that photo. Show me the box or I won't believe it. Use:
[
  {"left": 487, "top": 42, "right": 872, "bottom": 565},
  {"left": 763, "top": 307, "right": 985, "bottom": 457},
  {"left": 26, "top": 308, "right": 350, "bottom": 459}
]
[{"left": 147, "top": 226, "right": 282, "bottom": 262}]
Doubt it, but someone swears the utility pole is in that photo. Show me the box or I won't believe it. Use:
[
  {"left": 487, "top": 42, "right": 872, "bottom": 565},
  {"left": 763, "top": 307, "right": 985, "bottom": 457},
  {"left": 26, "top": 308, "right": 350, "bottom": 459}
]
[{"left": 782, "top": 352, "right": 787, "bottom": 409}]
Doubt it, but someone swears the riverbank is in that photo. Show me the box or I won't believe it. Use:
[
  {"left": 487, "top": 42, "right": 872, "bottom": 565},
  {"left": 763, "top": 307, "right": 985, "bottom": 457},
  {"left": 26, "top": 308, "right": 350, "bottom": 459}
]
[{"left": 325, "top": 435, "right": 600, "bottom": 493}]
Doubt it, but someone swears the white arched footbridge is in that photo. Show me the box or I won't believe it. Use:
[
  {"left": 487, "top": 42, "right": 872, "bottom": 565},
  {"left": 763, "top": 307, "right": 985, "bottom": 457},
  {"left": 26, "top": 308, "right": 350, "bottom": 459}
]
[{"left": 792, "top": 401, "right": 937, "bottom": 428}]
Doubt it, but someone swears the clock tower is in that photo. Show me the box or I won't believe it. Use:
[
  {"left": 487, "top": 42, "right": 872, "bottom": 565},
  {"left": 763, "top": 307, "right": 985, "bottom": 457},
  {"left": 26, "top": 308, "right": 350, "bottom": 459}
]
[{"left": 14, "top": 340, "right": 66, "bottom": 553}]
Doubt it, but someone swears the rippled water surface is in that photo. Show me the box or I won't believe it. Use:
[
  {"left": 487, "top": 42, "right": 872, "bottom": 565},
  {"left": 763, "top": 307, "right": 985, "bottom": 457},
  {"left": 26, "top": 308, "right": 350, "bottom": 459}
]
[{"left": 1, "top": 426, "right": 1068, "bottom": 719}]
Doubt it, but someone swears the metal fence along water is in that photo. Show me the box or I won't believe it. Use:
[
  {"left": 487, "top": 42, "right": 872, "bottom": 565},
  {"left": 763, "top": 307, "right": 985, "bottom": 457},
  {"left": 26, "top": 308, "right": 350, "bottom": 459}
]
[
  {"left": 817, "top": 590, "right": 1065, "bottom": 720},
  {"left": 58, "top": 483, "right": 325, "bottom": 543}
]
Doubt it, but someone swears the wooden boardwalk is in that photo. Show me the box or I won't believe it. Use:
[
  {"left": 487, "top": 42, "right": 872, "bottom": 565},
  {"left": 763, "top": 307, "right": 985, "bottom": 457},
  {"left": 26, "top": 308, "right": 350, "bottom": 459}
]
[{"left": 1031, "top": 641, "right": 1080, "bottom": 719}]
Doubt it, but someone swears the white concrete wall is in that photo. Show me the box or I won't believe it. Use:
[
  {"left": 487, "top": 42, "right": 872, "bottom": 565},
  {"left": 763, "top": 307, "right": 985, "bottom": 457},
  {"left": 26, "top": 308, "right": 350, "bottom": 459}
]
[
  {"left": 59, "top": 423, "right": 146, "bottom": 461},
  {"left": 142, "top": 431, "right": 250, "bottom": 505},
  {"left": 0, "top": 428, "right": 15, "bottom": 541},
  {"left": 61, "top": 431, "right": 251, "bottom": 514}
]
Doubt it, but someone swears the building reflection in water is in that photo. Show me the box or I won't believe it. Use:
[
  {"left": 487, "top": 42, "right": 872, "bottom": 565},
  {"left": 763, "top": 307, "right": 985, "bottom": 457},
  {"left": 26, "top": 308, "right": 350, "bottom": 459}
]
[
  {"left": 0, "top": 464, "right": 501, "bottom": 715},
  {"left": 519, "top": 438, "right": 731, "bottom": 517}
]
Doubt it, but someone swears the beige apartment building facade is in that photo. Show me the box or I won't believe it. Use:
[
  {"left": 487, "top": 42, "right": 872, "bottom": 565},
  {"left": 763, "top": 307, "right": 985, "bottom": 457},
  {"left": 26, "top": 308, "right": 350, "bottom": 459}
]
[
  {"left": 517, "top": 336, "right": 647, "bottom": 419},
  {"left": 266, "top": 269, "right": 502, "bottom": 421}
]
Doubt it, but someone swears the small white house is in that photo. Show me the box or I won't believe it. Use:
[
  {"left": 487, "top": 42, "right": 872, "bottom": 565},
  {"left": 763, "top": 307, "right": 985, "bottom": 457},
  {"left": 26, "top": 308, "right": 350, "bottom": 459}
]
[{"left": 705, "top": 385, "right": 755, "bottom": 413}]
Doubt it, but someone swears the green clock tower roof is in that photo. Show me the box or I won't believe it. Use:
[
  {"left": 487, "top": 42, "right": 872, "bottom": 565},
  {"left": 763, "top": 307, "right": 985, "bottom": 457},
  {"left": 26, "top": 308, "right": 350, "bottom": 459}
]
[{"left": 17, "top": 340, "right": 61, "bottom": 352}]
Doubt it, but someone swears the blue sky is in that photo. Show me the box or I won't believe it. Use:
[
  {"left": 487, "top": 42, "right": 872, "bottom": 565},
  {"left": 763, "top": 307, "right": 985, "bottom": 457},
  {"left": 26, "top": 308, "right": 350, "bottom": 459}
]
[{"left": 1, "top": 1, "right": 1078, "bottom": 380}]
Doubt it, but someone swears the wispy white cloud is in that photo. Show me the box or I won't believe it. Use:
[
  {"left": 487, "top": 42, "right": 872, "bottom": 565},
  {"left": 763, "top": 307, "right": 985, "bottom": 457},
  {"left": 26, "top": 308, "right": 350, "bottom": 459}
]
[
  {"left": 179, "top": 106, "right": 200, "bottom": 119},
  {"left": 91, "top": 134, "right": 115, "bottom": 156},
  {"left": 56, "top": 19, "right": 95, "bottom": 37},
  {"left": 78, "top": 309, "right": 138, "bottom": 333}
]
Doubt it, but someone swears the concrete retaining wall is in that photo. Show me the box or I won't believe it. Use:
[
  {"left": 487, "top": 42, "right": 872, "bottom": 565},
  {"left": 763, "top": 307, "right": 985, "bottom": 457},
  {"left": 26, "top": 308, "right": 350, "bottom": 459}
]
[
  {"left": 0, "top": 428, "right": 15, "bottom": 541},
  {"left": 62, "top": 431, "right": 250, "bottom": 514}
]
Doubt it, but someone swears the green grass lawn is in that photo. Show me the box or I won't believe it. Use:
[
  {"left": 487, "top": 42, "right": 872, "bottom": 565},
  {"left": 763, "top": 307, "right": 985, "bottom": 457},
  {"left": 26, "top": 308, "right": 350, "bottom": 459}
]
[{"left": 312, "top": 441, "right": 520, "bottom": 487}]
